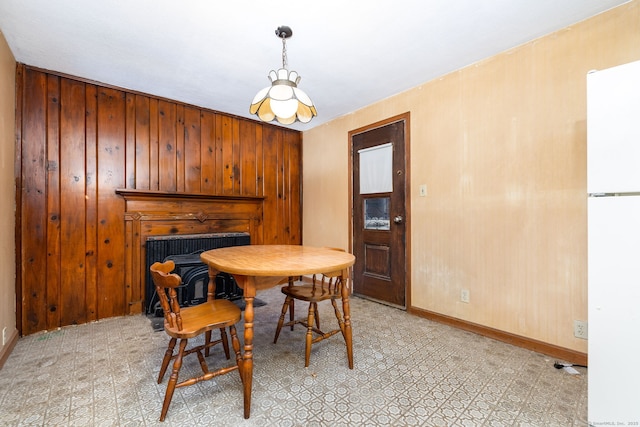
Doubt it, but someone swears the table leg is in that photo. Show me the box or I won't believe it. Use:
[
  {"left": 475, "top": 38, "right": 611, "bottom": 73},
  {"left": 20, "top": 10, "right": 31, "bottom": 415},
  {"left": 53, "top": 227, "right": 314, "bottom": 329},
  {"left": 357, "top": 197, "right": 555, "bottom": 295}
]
[
  {"left": 209, "top": 268, "right": 254, "bottom": 418},
  {"left": 234, "top": 275, "right": 255, "bottom": 419},
  {"left": 341, "top": 268, "right": 354, "bottom": 369}
]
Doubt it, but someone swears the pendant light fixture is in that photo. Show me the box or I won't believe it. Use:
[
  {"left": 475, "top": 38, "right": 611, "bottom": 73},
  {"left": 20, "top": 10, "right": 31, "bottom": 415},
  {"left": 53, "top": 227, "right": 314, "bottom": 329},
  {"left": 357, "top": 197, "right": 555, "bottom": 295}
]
[{"left": 250, "top": 26, "right": 317, "bottom": 125}]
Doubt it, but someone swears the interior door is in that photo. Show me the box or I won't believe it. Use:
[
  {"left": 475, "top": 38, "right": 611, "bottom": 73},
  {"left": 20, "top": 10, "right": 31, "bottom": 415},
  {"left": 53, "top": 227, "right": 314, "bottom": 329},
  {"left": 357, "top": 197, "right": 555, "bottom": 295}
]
[{"left": 351, "top": 116, "right": 408, "bottom": 308}]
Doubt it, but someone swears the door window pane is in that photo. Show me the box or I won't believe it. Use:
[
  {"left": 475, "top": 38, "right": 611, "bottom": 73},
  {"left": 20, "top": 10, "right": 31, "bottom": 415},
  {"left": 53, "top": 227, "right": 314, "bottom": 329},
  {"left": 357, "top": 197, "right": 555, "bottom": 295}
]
[
  {"left": 364, "top": 197, "right": 390, "bottom": 230},
  {"left": 359, "top": 142, "right": 393, "bottom": 194}
]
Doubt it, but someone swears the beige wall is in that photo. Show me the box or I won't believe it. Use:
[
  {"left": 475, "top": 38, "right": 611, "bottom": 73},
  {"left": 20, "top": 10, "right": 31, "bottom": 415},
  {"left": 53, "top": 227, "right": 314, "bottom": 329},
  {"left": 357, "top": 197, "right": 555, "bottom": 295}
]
[
  {"left": 0, "top": 30, "right": 16, "bottom": 359},
  {"left": 302, "top": 1, "right": 640, "bottom": 353}
]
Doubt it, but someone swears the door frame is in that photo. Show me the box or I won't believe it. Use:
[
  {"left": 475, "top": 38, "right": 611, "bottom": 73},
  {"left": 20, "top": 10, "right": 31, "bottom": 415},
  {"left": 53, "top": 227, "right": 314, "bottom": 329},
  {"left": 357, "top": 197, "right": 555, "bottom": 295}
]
[{"left": 348, "top": 112, "right": 411, "bottom": 309}]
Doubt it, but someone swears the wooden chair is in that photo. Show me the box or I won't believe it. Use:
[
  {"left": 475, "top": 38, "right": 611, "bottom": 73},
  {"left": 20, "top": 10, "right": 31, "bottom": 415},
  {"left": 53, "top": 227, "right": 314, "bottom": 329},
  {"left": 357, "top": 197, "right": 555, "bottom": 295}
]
[
  {"left": 273, "top": 249, "right": 348, "bottom": 367},
  {"left": 150, "top": 260, "right": 243, "bottom": 422}
]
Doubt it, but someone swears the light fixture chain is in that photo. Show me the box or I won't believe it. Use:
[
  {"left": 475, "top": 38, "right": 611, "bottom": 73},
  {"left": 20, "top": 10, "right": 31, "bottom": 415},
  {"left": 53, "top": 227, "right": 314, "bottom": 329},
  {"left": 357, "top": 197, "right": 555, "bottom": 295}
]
[{"left": 281, "top": 36, "right": 288, "bottom": 70}]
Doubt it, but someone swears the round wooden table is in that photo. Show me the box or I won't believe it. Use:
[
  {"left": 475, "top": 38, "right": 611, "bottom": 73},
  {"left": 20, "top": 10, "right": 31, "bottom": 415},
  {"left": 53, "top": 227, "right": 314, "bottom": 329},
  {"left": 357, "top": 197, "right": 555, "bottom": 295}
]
[{"left": 200, "top": 245, "right": 356, "bottom": 419}]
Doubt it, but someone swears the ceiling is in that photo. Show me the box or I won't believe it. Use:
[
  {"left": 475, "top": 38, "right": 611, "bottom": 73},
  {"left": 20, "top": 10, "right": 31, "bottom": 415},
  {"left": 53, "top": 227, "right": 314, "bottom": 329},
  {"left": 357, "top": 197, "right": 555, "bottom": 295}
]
[{"left": 0, "top": 0, "right": 629, "bottom": 131}]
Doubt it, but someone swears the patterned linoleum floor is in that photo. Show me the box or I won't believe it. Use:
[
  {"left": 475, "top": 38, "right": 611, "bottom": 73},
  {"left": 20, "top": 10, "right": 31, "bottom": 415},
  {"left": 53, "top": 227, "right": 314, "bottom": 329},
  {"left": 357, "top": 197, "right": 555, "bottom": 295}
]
[{"left": 0, "top": 286, "right": 587, "bottom": 426}]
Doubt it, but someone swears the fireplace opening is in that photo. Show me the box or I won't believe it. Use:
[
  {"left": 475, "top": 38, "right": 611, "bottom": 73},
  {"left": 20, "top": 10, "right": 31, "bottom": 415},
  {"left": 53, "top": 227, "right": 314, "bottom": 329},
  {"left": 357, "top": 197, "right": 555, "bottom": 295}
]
[{"left": 145, "top": 232, "right": 250, "bottom": 316}]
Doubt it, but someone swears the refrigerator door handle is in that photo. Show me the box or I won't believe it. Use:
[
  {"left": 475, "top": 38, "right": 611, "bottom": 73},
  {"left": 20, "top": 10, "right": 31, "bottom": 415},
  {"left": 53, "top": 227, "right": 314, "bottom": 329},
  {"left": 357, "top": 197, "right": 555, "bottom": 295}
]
[{"left": 588, "top": 192, "right": 640, "bottom": 197}]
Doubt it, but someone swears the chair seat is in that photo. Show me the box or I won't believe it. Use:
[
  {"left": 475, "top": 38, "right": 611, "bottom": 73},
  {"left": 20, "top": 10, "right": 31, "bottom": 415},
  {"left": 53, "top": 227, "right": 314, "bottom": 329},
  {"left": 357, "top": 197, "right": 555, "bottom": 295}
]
[
  {"left": 280, "top": 283, "right": 341, "bottom": 302},
  {"left": 164, "top": 299, "right": 241, "bottom": 339}
]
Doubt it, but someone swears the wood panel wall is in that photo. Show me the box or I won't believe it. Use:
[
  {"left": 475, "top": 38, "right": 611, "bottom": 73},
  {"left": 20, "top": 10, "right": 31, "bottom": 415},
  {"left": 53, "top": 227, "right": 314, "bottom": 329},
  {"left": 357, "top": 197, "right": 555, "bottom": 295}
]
[{"left": 15, "top": 65, "right": 302, "bottom": 336}]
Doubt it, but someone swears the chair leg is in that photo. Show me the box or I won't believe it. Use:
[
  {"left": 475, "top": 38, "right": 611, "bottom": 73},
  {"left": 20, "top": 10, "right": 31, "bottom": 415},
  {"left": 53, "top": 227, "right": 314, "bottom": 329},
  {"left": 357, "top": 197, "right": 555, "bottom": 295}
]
[
  {"left": 220, "top": 327, "right": 231, "bottom": 359},
  {"left": 274, "top": 296, "right": 292, "bottom": 344},
  {"left": 204, "top": 330, "right": 212, "bottom": 357},
  {"left": 287, "top": 277, "right": 296, "bottom": 331},
  {"left": 289, "top": 299, "right": 295, "bottom": 331},
  {"left": 331, "top": 299, "right": 346, "bottom": 338},
  {"left": 160, "top": 338, "right": 188, "bottom": 421},
  {"left": 305, "top": 303, "right": 315, "bottom": 368},
  {"left": 313, "top": 302, "right": 320, "bottom": 329},
  {"left": 229, "top": 325, "right": 244, "bottom": 384},
  {"left": 158, "top": 337, "right": 177, "bottom": 383},
  {"left": 196, "top": 347, "right": 209, "bottom": 375}
]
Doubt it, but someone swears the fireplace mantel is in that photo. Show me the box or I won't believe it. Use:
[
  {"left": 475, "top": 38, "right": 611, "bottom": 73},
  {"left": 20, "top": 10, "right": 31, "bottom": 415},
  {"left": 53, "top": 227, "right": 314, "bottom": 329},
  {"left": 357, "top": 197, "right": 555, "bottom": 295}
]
[
  {"left": 116, "top": 189, "right": 265, "bottom": 202},
  {"left": 116, "top": 189, "right": 264, "bottom": 314}
]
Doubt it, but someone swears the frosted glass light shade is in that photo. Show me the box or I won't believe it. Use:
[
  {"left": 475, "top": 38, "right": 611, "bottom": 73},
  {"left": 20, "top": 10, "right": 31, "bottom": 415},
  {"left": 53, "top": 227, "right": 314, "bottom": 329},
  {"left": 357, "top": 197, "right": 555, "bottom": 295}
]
[{"left": 250, "top": 68, "right": 317, "bottom": 125}]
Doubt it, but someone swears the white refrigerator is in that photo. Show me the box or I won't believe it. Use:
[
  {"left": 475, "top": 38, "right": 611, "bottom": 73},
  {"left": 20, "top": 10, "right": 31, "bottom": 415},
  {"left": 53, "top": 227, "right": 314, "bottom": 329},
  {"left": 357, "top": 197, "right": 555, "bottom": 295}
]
[{"left": 587, "top": 59, "right": 640, "bottom": 425}]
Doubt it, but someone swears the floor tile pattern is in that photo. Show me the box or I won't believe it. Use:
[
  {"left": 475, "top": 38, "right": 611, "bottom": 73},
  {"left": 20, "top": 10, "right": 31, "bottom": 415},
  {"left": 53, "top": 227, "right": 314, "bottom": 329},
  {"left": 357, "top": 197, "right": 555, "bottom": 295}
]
[{"left": 0, "top": 286, "right": 587, "bottom": 426}]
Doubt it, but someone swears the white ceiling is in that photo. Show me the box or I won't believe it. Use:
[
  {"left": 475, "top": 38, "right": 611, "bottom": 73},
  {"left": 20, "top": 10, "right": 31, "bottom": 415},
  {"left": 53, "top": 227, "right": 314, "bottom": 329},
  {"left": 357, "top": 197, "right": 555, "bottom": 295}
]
[{"left": 0, "top": 0, "right": 629, "bottom": 131}]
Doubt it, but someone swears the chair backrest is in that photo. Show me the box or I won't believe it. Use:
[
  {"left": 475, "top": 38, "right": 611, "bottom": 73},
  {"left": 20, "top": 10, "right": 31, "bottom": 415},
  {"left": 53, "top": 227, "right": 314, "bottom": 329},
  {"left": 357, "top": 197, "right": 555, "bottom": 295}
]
[
  {"left": 311, "top": 247, "right": 346, "bottom": 296},
  {"left": 310, "top": 272, "right": 343, "bottom": 297},
  {"left": 150, "top": 260, "right": 184, "bottom": 331}
]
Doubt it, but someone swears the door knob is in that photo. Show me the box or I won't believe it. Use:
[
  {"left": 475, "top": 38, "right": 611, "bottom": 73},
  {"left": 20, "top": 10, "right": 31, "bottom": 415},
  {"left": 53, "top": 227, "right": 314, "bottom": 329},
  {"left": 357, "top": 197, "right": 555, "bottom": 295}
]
[{"left": 393, "top": 216, "right": 403, "bottom": 224}]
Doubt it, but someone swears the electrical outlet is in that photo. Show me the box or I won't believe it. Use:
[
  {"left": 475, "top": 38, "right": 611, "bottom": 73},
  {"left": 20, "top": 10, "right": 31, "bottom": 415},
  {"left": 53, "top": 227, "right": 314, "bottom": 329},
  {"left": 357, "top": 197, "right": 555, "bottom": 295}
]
[
  {"left": 574, "top": 320, "right": 588, "bottom": 339},
  {"left": 460, "top": 289, "right": 470, "bottom": 303}
]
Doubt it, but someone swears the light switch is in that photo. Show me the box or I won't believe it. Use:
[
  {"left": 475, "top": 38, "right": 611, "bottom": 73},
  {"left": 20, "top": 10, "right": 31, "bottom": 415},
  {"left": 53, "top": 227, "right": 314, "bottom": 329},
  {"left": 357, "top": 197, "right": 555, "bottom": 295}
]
[{"left": 419, "top": 184, "right": 427, "bottom": 197}]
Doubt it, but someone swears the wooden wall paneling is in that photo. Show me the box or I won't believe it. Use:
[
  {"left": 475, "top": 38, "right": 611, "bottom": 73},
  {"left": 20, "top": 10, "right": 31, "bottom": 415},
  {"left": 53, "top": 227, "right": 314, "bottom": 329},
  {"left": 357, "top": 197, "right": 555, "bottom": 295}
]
[
  {"left": 239, "top": 121, "right": 258, "bottom": 196},
  {"left": 200, "top": 111, "right": 216, "bottom": 193},
  {"left": 255, "top": 124, "right": 264, "bottom": 198},
  {"left": 218, "top": 115, "right": 235, "bottom": 195},
  {"left": 21, "top": 68, "right": 48, "bottom": 334},
  {"left": 125, "top": 93, "right": 136, "bottom": 189},
  {"left": 277, "top": 129, "right": 289, "bottom": 243},
  {"left": 45, "top": 74, "right": 61, "bottom": 329},
  {"left": 231, "top": 119, "right": 241, "bottom": 194},
  {"left": 85, "top": 84, "right": 98, "bottom": 321},
  {"left": 175, "top": 105, "right": 185, "bottom": 192},
  {"left": 283, "top": 130, "right": 301, "bottom": 244},
  {"left": 59, "top": 77, "right": 87, "bottom": 325},
  {"left": 262, "top": 126, "right": 281, "bottom": 243},
  {"left": 183, "top": 106, "right": 202, "bottom": 193},
  {"left": 149, "top": 98, "right": 159, "bottom": 190},
  {"left": 124, "top": 213, "right": 135, "bottom": 313},
  {"left": 14, "top": 65, "right": 24, "bottom": 335},
  {"left": 281, "top": 131, "right": 291, "bottom": 243},
  {"left": 134, "top": 95, "right": 150, "bottom": 190},
  {"left": 17, "top": 66, "right": 302, "bottom": 334},
  {"left": 214, "top": 114, "right": 225, "bottom": 193},
  {"left": 96, "top": 88, "right": 126, "bottom": 318},
  {"left": 286, "top": 130, "right": 301, "bottom": 244},
  {"left": 158, "top": 100, "right": 177, "bottom": 192}
]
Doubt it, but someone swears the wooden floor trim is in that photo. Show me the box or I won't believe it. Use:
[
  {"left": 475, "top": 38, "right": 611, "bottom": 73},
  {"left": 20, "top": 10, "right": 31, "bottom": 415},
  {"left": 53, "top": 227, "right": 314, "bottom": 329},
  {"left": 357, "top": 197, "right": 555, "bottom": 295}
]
[
  {"left": 408, "top": 306, "right": 588, "bottom": 366},
  {"left": 0, "top": 329, "right": 19, "bottom": 370}
]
